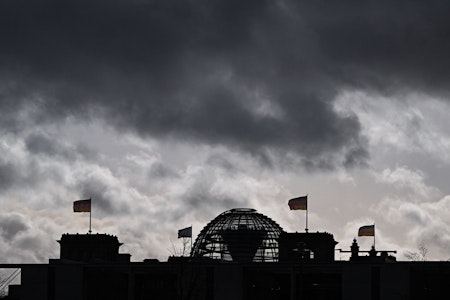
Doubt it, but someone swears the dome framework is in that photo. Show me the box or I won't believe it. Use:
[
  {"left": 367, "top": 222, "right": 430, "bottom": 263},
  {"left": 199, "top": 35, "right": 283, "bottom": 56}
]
[{"left": 191, "top": 208, "right": 284, "bottom": 262}]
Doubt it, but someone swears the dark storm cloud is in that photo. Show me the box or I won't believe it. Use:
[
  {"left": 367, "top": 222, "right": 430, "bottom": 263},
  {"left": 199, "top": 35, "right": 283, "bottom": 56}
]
[
  {"left": 25, "top": 132, "right": 98, "bottom": 161},
  {"left": 2, "top": 0, "right": 449, "bottom": 169},
  {"left": 75, "top": 175, "right": 133, "bottom": 215},
  {"left": 185, "top": 181, "right": 244, "bottom": 210},
  {"left": 76, "top": 180, "right": 119, "bottom": 214},
  {"left": 0, "top": 161, "right": 18, "bottom": 191},
  {"left": 292, "top": 1, "right": 450, "bottom": 95},
  {"left": 0, "top": 214, "right": 29, "bottom": 240},
  {"left": 184, "top": 178, "right": 246, "bottom": 220},
  {"left": 147, "top": 162, "right": 179, "bottom": 179},
  {"left": 206, "top": 154, "right": 237, "bottom": 172}
]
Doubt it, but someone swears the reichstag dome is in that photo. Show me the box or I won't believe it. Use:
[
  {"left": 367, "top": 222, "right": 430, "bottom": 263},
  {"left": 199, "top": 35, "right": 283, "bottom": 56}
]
[{"left": 191, "top": 208, "right": 284, "bottom": 262}]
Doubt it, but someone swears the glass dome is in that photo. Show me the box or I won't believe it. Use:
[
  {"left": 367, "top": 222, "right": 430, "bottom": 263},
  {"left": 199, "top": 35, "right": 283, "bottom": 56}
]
[{"left": 191, "top": 208, "right": 284, "bottom": 262}]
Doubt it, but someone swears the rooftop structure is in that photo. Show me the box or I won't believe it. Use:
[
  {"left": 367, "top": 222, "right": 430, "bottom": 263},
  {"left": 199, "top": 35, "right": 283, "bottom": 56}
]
[
  {"left": 58, "top": 233, "right": 130, "bottom": 262},
  {"left": 191, "top": 208, "right": 283, "bottom": 262},
  {"left": 278, "top": 231, "right": 338, "bottom": 262}
]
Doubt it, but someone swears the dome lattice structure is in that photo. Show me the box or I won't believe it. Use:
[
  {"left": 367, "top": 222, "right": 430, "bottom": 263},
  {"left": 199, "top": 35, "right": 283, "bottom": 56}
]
[{"left": 191, "top": 208, "right": 284, "bottom": 262}]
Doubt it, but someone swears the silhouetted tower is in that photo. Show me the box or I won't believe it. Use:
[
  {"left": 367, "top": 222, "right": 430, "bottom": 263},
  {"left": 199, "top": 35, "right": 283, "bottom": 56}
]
[
  {"left": 58, "top": 233, "right": 130, "bottom": 262},
  {"left": 350, "top": 238, "right": 359, "bottom": 261}
]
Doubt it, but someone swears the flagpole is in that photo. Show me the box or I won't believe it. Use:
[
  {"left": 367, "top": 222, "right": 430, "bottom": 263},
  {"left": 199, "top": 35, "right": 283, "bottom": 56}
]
[
  {"left": 305, "top": 194, "right": 309, "bottom": 233},
  {"left": 305, "top": 209, "right": 308, "bottom": 233},
  {"left": 373, "top": 223, "right": 375, "bottom": 249},
  {"left": 89, "top": 198, "right": 92, "bottom": 234}
]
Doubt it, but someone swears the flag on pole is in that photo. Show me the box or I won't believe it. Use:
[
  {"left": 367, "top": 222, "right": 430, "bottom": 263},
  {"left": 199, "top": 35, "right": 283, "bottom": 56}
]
[
  {"left": 73, "top": 199, "right": 91, "bottom": 212},
  {"left": 288, "top": 195, "right": 307, "bottom": 210},
  {"left": 358, "top": 225, "right": 375, "bottom": 236},
  {"left": 178, "top": 226, "right": 192, "bottom": 238}
]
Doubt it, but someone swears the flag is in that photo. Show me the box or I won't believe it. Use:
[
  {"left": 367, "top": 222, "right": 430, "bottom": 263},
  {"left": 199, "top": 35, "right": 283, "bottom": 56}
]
[
  {"left": 73, "top": 199, "right": 91, "bottom": 212},
  {"left": 358, "top": 225, "right": 375, "bottom": 236},
  {"left": 288, "top": 196, "right": 307, "bottom": 210},
  {"left": 178, "top": 226, "right": 192, "bottom": 238}
]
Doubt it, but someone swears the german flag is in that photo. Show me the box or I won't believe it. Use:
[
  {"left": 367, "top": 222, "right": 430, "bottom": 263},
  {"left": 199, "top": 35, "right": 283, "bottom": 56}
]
[
  {"left": 73, "top": 199, "right": 91, "bottom": 212},
  {"left": 288, "top": 196, "right": 307, "bottom": 210},
  {"left": 358, "top": 225, "right": 375, "bottom": 236}
]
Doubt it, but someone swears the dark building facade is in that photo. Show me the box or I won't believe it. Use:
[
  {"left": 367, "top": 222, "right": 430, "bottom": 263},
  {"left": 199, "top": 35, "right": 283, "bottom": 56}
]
[
  {"left": 58, "top": 233, "right": 131, "bottom": 263},
  {"left": 278, "top": 232, "right": 338, "bottom": 262},
  {"left": 3, "top": 208, "right": 450, "bottom": 300}
]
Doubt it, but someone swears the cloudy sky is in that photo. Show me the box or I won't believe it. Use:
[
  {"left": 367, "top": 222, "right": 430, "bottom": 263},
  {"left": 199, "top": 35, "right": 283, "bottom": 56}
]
[{"left": 2, "top": 0, "right": 450, "bottom": 262}]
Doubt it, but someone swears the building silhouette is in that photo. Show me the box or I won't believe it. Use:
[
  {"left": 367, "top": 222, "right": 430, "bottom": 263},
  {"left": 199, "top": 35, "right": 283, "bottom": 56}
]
[
  {"left": 2, "top": 208, "right": 450, "bottom": 299},
  {"left": 191, "top": 208, "right": 283, "bottom": 262}
]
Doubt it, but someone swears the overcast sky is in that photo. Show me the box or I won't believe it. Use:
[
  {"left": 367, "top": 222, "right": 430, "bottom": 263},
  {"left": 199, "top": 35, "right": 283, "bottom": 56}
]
[{"left": 2, "top": 0, "right": 450, "bottom": 262}]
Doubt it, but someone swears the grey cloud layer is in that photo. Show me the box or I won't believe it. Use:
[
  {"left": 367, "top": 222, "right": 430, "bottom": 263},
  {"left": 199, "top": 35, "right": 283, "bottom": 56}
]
[{"left": 2, "top": 0, "right": 450, "bottom": 169}]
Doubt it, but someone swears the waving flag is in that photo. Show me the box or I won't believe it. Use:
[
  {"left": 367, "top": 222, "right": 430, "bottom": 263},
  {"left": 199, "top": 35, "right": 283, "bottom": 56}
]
[
  {"left": 288, "top": 196, "right": 307, "bottom": 210},
  {"left": 178, "top": 226, "right": 192, "bottom": 238},
  {"left": 73, "top": 199, "right": 91, "bottom": 212},
  {"left": 358, "top": 225, "right": 375, "bottom": 236}
]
